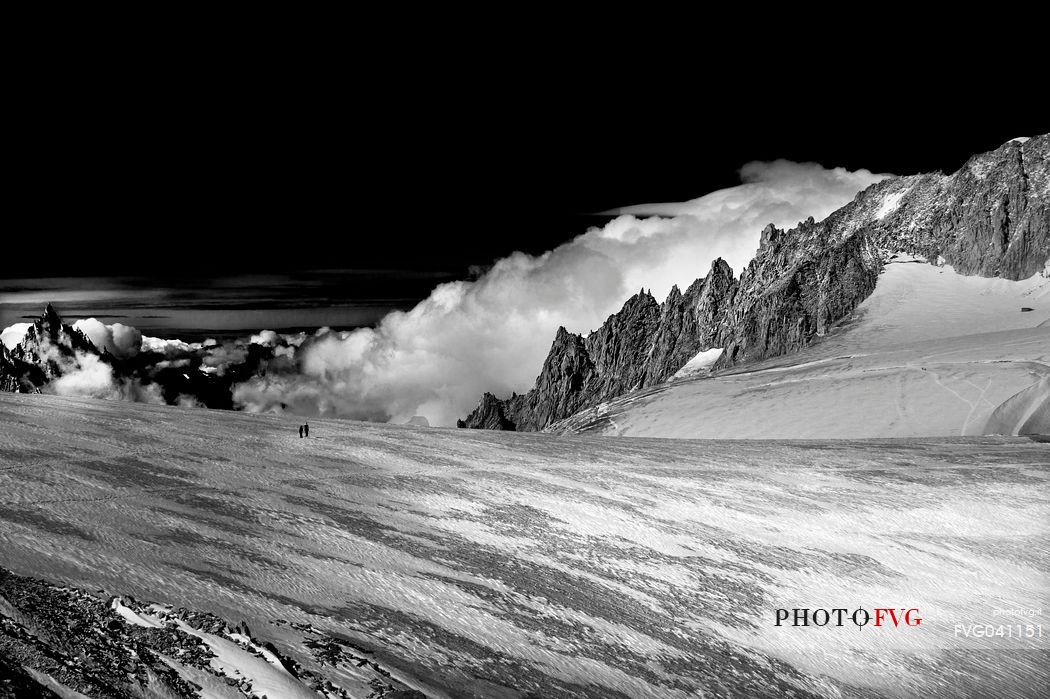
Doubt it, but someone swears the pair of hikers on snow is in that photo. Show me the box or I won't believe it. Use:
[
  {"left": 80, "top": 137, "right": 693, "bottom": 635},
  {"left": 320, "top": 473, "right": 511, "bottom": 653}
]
[{"left": 298, "top": 423, "right": 310, "bottom": 438}]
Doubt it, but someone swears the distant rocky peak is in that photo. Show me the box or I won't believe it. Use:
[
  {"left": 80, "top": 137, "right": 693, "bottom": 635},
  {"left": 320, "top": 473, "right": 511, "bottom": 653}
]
[
  {"left": 12, "top": 304, "right": 102, "bottom": 376},
  {"left": 42, "top": 302, "right": 62, "bottom": 328},
  {"left": 23, "top": 302, "right": 67, "bottom": 344}
]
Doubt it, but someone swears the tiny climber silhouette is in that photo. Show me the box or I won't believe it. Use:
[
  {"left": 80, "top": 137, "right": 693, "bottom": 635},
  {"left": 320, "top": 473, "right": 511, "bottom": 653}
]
[
  {"left": 298, "top": 425, "right": 304, "bottom": 438},
  {"left": 304, "top": 422, "right": 310, "bottom": 438}
]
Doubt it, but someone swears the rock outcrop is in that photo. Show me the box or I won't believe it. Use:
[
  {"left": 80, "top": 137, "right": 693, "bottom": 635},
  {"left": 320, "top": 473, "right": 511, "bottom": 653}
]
[
  {"left": 462, "top": 327, "right": 601, "bottom": 431},
  {"left": 458, "top": 391, "right": 519, "bottom": 430},
  {"left": 461, "top": 135, "right": 1050, "bottom": 431},
  {"left": 0, "top": 345, "right": 44, "bottom": 393}
]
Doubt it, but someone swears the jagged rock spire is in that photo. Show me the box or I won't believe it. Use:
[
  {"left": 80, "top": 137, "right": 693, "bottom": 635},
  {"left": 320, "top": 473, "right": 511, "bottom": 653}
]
[
  {"left": 35, "top": 302, "right": 65, "bottom": 341},
  {"left": 8, "top": 303, "right": 102, "bottom": 381}
]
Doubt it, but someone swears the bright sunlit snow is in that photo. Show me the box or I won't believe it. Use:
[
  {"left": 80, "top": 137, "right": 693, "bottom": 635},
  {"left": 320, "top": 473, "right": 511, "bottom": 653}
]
[{"left": 874, "top": 189, "right": 908, "bottom": 219}]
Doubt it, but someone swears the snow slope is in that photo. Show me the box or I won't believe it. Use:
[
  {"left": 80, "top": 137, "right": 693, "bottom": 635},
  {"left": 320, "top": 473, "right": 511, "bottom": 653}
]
[
  {"left": 1, "top": 393, "right": 1048, "bottom": 697},
  {"left": 556, "top": 260, "right": 1050, "bottom": 439},
  {"left": 671, "top": 347, "right": 723, "bottom": 379}
]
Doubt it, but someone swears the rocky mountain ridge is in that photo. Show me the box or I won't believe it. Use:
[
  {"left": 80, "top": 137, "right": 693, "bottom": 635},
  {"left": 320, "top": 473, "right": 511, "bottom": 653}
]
[{"left": 459, "top": 135, "right": 1050, "bottom": 431}]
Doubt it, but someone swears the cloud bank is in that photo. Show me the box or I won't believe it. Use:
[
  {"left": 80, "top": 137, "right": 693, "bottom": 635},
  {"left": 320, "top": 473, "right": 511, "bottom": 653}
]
[
  {"left": 1, "top": 322, "right": 30, "bottom": 350},
  {"left": 72, "top": 318, "right": 143, "bottom": 359},
  {"left": 48, "top": 352, "right": 164, "bottom": 403},
  {"left": 233, "top": 160, "right": 889, "bottom": 425}
]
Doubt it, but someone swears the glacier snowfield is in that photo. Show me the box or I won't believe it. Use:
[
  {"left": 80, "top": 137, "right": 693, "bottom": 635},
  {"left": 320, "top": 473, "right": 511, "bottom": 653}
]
[{"left": 1, "top": 392, "right": 1048, "bottom": 697}]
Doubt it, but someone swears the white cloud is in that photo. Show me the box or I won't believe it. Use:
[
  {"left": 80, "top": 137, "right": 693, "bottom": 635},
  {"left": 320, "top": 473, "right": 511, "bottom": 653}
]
[
  {"left": 153, "top": 358, "right": 192, "bottom": 370},
  {"left": 1, "top": 322, "right": 31, "bottom": 350},
  {"left": 48, "top": 352, "right": 121, "bottom": 398},
  {"left": 72, "top": 318, "right": 143, "bottom": 359},
  {"left": 250, "top": 330, "right": 279, "bottom": 346},
  {"left": 249, "top": 329, "right": 307, "bottom": 350},
  {"left": 141, "top": 336, "right": 201, "bottom": 358},
  {"left": 34, "top": 345, "right": 164, "bottom": 404},
  {"left": 234, "top": 160, "right": 890, "bottom": 426}
]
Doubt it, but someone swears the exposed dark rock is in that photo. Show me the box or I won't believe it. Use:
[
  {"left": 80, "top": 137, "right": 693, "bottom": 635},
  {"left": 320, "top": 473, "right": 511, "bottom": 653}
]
[
  {"left": 462, "top": 326, "right": 601, "bottom": 432},
  {"left": 715, "top": 220, "right": 881, "bottom": 368},
  {"left": 459, "top": 391, "right": 518, "bottom": 430},
  {"left": 642, "top": 258, "right": 738, "bottom": 386},
  {"left": 461, "top": 135, "right": 1050, "bottom": 431},
  {"left": 1, "top": 345, "right": 44, "bottom": 393}
]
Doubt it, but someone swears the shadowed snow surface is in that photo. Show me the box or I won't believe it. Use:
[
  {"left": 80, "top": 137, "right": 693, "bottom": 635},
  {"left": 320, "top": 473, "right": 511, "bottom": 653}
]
[{"left": 1, "top": 393, "right": 1048, "bottom": 697}]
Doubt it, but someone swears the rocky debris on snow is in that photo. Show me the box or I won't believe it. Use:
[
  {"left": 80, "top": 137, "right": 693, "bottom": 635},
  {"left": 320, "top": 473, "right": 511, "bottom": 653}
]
[
  {"left": 461, "top": 134, "right": 1050, "bottom": 431},
  {"left": 300, "top": 629, "right": 425, "bottom": 699},
  {"left": 0, "top": 566, "right": 430, "bottom": 698},
  {"left": 0, "top": 568, "right": 209, "bottom": 697}
]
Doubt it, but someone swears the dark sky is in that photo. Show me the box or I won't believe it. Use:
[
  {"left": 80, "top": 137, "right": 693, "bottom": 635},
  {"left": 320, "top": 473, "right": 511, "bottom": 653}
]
[
  {"left": 11, "top": 48, "right": 1046, "bottom": 279},
  {"left": 5, "top": 41, "right": 1046, "bottom": 337}
]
